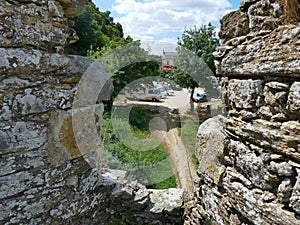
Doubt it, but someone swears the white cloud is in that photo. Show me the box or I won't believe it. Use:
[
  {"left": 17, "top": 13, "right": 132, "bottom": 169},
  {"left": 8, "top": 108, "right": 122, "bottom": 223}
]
[
  {"left": 141, "top": 38, "right": 178, "bottom": 55},
  {"left": 112, "top": 0, "right": 232, "bottom": 41},
  {"left": 105, "top": 0, "right": 238, "bottom": 55}
]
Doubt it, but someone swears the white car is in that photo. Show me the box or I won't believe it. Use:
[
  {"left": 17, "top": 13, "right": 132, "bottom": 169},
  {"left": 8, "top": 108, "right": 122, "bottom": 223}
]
[
  {"left": 193, "top": 92, "right": 208, "bottom": 102},
  {"left": 155, "top": 87, "right": 167, "bottom": 98},
  {"left": 166, "top": 88, "right": 174, "bottom": 96}
]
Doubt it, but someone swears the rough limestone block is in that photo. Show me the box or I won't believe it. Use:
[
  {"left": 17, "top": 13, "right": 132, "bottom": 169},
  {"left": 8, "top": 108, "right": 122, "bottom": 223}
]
[
  {"left": 0, "top": 1, "right": 77, "bottom": 50},
  {"left": 196, "top": 115, "right": 226, "bottom": 183},
  {"left": 219, "top": 24, "right": 300, "bottom": 76},
  {"left": 0, "top": 171, "right": 44, "bottom": 200},
  {"left": 227, "top": 139, "right": 280, "bottom": 190},
  {"left": 287, "top": 82, "right": 300, "bottom": 115},
  {"left": 12, "top": 87, "right": 74, "bottom": 116},
  {"left": 0, "top": 122, "right": 48, "bottom": 154},
  {"left": 223, "top": 179, "right": 300, "bottom": 225},
  {"left": 290, "top": 169, "right": 300, "bottom": 215},
  {"left": 219, "top": 10, "right": 249, "bottom": 42},
  {"left": 149, "top": 188, "right": 184, "bottom": 213},
  {"left": 228, "top": 79, "right": 263, "bottom": 109},
  {"left": 227, "top": 118, "right": 300, "bottom": 160},
  {"left": 248, "top": 0, "right": 284, "bottom": 31}
]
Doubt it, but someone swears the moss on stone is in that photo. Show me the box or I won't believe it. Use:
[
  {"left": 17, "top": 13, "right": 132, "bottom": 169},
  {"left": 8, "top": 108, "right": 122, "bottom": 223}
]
[{"left": 58, "top": 115, "right": 82, "bottom": 157}]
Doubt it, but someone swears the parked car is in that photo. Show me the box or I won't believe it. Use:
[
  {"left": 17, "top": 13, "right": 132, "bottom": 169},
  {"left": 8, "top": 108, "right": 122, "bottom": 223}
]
[
  {"left": 162, "top": 86, "right": 174, "bottom": 96},
  {"left": 155, "top": 87, "right": 167, "bottom": 98},
  {"left": 193, "top": 92, "right": 208, "bottom": 102},
  {"left": 170, "top": 84, "right": 182, "bottom": 91},
  {"left": 125, "top": 86, "right": 163, "bottom": 102},
  {"left": 166, "top": 88, "right": 175, "bottom": 96}
]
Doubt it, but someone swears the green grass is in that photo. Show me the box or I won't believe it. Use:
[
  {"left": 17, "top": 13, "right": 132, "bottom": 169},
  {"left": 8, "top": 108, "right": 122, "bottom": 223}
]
[
  {"left": 148, "top": 175, "right": 177, "bottom": 189},
  {"left": 180, "top": 118, "right": 209, "bottom": 167},
  {"left": 180, "top": 119, "right": 199, "bottom": 152},
  {"left": 101, "top": 108, "right": 176, "bottom": 188}
]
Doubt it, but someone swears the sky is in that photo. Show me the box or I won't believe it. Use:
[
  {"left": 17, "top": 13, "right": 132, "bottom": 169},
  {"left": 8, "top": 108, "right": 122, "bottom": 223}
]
[{"left": 93, "top": 0, "right": 240, "bottom": 54}]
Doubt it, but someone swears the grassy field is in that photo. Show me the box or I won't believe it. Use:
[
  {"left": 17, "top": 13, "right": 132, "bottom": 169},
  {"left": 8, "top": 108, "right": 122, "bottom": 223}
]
[
  {"left": 100, "top": 102, "right": 215, "bottom": 189},
  {"left": 100, "top": 107, "right": 176, "bottom": 189}
]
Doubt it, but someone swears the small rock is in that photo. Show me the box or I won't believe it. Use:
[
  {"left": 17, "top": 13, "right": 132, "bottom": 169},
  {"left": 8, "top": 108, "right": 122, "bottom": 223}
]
[
  {"left": 271, "top": 113, "right": 287, "bottom": 121},
  {"left": 240, "top": 0, "right": 259, "bottom": 11},
  {"left": 240, "top": 110, "right": 258, "bottom": 120},
  {"left": 275, "top": 92, "right": 287, "bottom": 104},
  {"left": 278, "top": 178, "right": 293, "bottom": 203},
  {"left": 258, "top": 106, "right": 273, "bottom": 118},
  {"left": 219, "top": 10, "right": 250, "bottom": 42},
  {"left": 262, "top": 191, "right": 276, "bottom": 202},
  {"left": 287, "top": 82, "right": 300, "bottom": 114},
  {"left": 66, "top": 175, "right": 78, "bottom": 187},
  {"left": 290, "top": 169, "right": 300, "bottom": 214},
  {"left": 269, "top": 161, "right": 294, "bottom": 177},
  {"left": 266, "top": 82, "right": 290, "bottom": 91}
]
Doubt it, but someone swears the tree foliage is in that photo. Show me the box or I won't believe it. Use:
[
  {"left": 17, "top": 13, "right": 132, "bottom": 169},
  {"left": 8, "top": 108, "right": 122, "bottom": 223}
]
[
  {"left": 178, "top": 23, "right": 219, "bottom": 74},
  {"left": 66, "top": 1, "right": 161, "bottom": 99},
  {"left": 164, "top": 23, "right": 220, "bottom": 99},
  {"left": 65, "top": 1, "right": 125, "bottom": 56},
  {"left": 89, "top": 40, "right": 161, "bottom": 99}
]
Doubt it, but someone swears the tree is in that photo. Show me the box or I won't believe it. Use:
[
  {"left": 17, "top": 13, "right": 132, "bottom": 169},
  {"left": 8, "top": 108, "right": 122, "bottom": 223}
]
[
  {"left": 65, "top": 2, "right": 125, "bottom": 56},
  {"left": 166, "top": 23, "right": 220, "bottom": 101},
  {"left": 89, "top": 40, "right": 161, "bottom": 100}
]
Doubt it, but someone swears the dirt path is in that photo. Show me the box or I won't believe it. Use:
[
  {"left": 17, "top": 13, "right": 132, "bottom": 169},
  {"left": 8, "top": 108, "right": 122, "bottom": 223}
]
[
  {"left": 114, "top": 91, "right": 222, "bottom": 192},
  {"left": 152, "top": 128, "right": 198, "bottom": 193}
]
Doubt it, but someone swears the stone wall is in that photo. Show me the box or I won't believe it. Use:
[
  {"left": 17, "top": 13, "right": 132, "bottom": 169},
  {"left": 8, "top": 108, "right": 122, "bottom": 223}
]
[
  {"left": 2, "top": 1, "right": 299, "bottom": 224},
  {"left": 185, "top": 0, "right": 300, "bottom": 224},
  {"left": 0, "top": 1, "right": 185, "bottom": 224}
]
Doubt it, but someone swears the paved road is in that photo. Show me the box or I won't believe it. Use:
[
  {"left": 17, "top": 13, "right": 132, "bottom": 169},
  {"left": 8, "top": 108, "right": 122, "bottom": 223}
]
[
  {"left": 114, "top": 88, "right": 220, "bottom": 112},
  {"left": 163, "top": 90, "right": 190, "bottom": 108},
  {"left": 114, "top": 89, "right": 191, "bottom": 111}
]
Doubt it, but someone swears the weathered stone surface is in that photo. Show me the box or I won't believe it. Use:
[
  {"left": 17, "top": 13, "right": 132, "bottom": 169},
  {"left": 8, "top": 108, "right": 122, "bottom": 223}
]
[
  {"left": 287, "top": 82, "right": 300, "bottom": 116},
  {"left": 215, "top": 0, "right": 300, "bottom": 77},
  {"left": 265, "top": 81, "right": 290, "bottom": 90},
  {"left": 219, "top": 10, "right": 249, "bottom": 42},
  {"left": 99, "top": 169, "right": 185, "bottom": 225},
  {"left": 0, "top": 1, "right": 186, "bottom": 224},
  {"left": 240, "top": 0, "right": 259, "bottom": 11},
  {"left": 12, "top": 87, "right": 74, "bottom": 115},
  {"left": 150, "top": 188, "right": 184, "bottom": 213},
  {"left": 248, "top": 0, "right": 285, "bottom": 31},
  {"left": 0, "top": 149, "right": 48, "bottom": 176},
  {"left": 227, "top": 119, "right": 300, "bottom": 160},
  {"left": 227, "top": 79, "right": 263, "bottom": 109},
  {"left": 222, "top": 179, "right": 299, "bottom": 225},
  {"left": 0, "top": 122, "right": 48, "bottom": 154},
  {"left": 269, "top": 161, "right": 294, "bottom": 177},
  {"left": 58, "top": 0, "right": 88, "bottom": 17},
  {"left": 190, "top": 1, "right": 300, "bottom": 224},
  {"left": 220, "top": 24, "right": 300, "bottom": 76},
  {"left": 0, "top": 48, "right": 103, "bottom": 76},
  {"left": 290, "top": 169, "right": 300, "bottom": 214},
  {"left": 0, "top": 1, "right": 84, "bottom": 51},
  {"left": 277, "top": 177, "right": 293, "bottom": 203},
  {"left": 196, "top": 115, "right": 226, "bottom": 183},
  {"left": 227, "top": 139, "right": 280, "bottom": 190}
]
